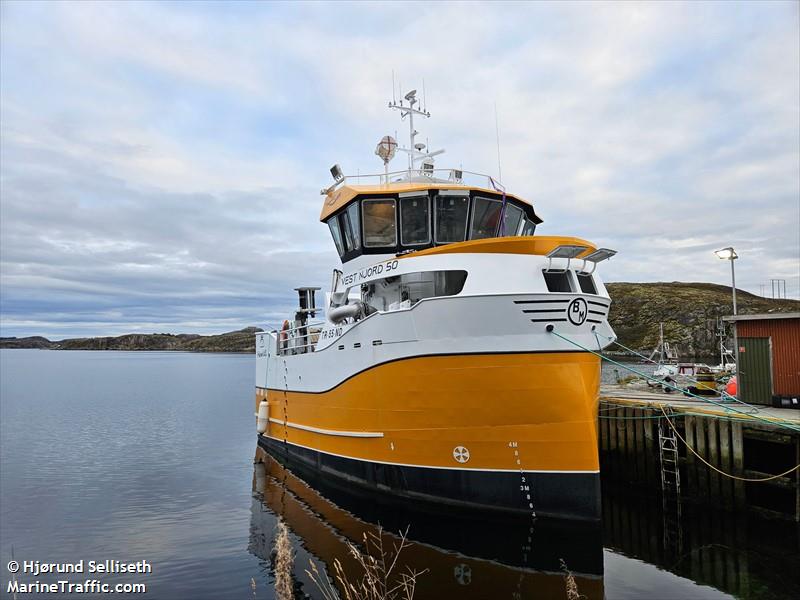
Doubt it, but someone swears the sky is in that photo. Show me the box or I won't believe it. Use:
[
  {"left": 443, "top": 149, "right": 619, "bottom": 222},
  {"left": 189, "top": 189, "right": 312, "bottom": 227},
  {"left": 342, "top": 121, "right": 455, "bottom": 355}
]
[{"left": 1, "top": 1, "right": 798, "bottom": 339}]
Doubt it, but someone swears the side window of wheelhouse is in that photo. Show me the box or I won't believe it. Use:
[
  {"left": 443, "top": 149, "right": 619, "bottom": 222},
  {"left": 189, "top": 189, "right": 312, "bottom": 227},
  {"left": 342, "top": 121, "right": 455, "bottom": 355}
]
[
  {"left": 470, "top": 197, "right": 503, "bottom": 239},
  {"left": 521, "top": 219, "right": 536, "bottom": 236},
  {"left": 328, "top": 217, "right": 345, "bottom": 256},
  {"left": 399, "top": 195, "right": 430, "bottom": 246},
  {"left": 577, "top": 272, "right": 597, "bottom": 294},
  {"left": 434, "top": 195, "right": 469, "bottom": 243},
  {"left": 346, "top": 202, "right": 361, "bottom": 250},
  {"left": 502, "top": 204, "right": 524, "bottom": 236},
  {"left": 340, "top": 204, "right": 360, "bottom": 252},
  {"left": 362, "top": 199, "right": 397, "bottom": 247}
]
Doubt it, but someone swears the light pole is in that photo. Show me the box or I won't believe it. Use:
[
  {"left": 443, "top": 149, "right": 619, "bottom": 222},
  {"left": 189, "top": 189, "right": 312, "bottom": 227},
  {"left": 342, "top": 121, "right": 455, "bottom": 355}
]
[{"left": 715, "top": 247, "right": 739, "bottom": 372}]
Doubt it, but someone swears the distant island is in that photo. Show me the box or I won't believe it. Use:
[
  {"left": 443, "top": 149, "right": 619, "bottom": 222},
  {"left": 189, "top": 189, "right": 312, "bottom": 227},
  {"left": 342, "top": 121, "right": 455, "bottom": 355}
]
[
  {"left": 0, "top": 327, "right": 263, "bottom": 353},
  {"left": 2, "top": 283, "right": 798, "bottom": 355}
]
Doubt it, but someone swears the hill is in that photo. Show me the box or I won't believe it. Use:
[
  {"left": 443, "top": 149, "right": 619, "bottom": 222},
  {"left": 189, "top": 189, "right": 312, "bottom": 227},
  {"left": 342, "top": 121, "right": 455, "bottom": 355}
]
[
  {"left": 0, "top": 335, "right": 59, "bottom": 349},
  {"left": 606, "top": 282, "right": 799, "bottom": 358},
  {"left": 0, "top": 327, "right": 263, "bottom": 353}
]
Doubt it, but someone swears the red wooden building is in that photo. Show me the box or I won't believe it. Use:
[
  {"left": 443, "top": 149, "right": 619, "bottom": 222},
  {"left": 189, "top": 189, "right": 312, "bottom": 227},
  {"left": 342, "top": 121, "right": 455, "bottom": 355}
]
[{"left": 724, "top": 313, "right": 800, "bottom": 407}]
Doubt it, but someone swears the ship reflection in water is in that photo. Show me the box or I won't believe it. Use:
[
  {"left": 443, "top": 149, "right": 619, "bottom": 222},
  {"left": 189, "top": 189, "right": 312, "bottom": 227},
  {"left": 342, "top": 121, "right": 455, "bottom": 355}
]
[
  {"left": 250, "top": 448, "right": 799, "bottom": 600},
  {"left": 250, "top": 450, "right": 603, "bottom": 600},
  {"left": 250, "top": 448, "right": 603, "bottom": 599}
]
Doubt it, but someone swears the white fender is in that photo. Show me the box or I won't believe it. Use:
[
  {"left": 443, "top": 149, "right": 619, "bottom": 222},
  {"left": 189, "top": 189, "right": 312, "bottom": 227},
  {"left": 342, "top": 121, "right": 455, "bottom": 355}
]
[{"left": 256, "top": 400, "right": 269, "bottom": 434}]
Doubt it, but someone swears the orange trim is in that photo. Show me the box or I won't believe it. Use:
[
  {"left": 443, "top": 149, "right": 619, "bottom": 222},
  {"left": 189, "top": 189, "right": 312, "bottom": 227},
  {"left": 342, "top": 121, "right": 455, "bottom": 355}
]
[{"left": 396, "top": 235, "right": 597, "bottom": 259}]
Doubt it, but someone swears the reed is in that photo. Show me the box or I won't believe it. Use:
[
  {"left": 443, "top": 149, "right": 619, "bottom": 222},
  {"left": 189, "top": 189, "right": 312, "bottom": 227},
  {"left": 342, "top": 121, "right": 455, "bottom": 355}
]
[
  {"left": 560, "top": 558, "right": 583, "bottom": 600},
  {"left": 306, "top": 527, "right": 426, "bottom": 600},
  {"left": 274, "top": 517, "right": 294, "bottom": 600}
]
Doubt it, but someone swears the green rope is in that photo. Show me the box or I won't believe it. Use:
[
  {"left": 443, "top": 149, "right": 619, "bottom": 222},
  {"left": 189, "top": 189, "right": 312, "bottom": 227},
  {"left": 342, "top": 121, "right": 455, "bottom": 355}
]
[
  {"left": 593, "top": 331, "right": 757, "bottom": 413},
  {"left": 550, "top": 328, "right": 800, "bottom": 433}
]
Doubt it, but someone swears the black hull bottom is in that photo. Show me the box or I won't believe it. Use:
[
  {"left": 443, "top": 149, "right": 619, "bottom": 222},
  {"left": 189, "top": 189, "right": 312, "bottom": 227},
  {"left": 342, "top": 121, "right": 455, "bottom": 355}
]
[{"left": 258, "top": 435, "right": 601, "bottom": 521}]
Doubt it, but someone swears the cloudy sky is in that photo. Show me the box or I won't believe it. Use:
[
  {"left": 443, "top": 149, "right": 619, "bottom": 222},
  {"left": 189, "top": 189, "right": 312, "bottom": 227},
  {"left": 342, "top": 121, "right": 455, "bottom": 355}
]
[{"left": 1, "top": 1, "right": 798, "bottom": 339}]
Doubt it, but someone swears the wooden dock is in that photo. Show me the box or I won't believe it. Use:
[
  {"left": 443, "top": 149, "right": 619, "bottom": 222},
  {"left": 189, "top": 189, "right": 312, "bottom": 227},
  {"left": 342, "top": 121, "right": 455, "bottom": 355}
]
[{"left": 599, "top": 384, "right": 800, "bottom": 521}]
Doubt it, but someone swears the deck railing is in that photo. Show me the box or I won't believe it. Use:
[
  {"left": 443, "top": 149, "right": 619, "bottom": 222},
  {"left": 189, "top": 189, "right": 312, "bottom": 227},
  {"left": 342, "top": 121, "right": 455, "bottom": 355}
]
[
  {"left": 276, "top": 321, "right": 325, "bottom": 356},
  {"left": 322, "top": 168, "right": 504, "bottom": 193}
]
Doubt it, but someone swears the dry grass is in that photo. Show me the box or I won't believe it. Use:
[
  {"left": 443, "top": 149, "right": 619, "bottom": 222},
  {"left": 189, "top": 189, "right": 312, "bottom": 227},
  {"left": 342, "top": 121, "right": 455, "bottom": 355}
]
[
  {"left": 274, "top": 517, "right": 294, "bottom": 600},
  {"left": 306, "top": 527, "right": 426, "bottom": 600},
  {"left": 560, "top": 558, "right": 584, "bottom": 600}
]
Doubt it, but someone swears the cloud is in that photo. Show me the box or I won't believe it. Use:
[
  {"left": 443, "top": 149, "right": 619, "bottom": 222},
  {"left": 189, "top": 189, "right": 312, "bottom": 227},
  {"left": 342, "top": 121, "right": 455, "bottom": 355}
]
[{"left": 1, "top": 0, "right": 798, "bottom": 338}]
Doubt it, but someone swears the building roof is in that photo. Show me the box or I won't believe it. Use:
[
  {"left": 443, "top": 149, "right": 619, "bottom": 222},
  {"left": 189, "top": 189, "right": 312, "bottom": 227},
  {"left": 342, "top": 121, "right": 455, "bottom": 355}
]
[
  {"left": 320, "top": 182, "right": 540, "bottom": 222},
  {"left": 723, "top": 312, "right": 800, "bottom": 322}
]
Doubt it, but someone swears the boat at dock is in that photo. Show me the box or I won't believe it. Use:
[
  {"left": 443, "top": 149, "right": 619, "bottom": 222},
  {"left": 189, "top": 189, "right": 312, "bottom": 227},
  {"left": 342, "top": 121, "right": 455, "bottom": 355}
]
[{"left": 254, "top": 88, "right": 618, "bottom": 520}]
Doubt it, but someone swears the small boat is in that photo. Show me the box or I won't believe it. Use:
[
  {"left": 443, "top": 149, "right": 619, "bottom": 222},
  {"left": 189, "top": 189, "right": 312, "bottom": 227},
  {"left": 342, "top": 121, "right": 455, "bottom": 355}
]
[
  {"left": 254, "top": 87, "right": 618, "bottom": 520},
  {"left": 649, "top": 321, "right": 735, "bottom": 379}
]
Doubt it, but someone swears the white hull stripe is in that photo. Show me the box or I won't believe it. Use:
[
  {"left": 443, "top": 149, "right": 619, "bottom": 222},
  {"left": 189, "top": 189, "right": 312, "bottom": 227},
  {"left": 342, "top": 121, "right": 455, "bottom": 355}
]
[
  {"left": 262, "top": 434, "right": 599, "bottom": 474},
  {"left": 269, "top": 418, "right": 384, "bottom": 438}
]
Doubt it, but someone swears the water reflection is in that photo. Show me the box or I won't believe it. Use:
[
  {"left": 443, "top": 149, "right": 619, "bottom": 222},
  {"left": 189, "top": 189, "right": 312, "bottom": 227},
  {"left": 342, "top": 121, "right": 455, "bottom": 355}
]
[
  {"left": 602, "top": 481, "right": 800, "bottom": 600},
  {"left": 250, "top": 448, "right": 604, "bottom": 599},
  {"left": 250, "top": 449, "right": 799, "bottom": 600}
]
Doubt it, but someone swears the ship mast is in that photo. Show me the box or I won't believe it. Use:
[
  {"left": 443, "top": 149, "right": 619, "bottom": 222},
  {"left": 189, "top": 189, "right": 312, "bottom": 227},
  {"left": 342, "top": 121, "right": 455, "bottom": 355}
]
[{"left": 389, "top": 89, "right": 444, "bottom": 176}]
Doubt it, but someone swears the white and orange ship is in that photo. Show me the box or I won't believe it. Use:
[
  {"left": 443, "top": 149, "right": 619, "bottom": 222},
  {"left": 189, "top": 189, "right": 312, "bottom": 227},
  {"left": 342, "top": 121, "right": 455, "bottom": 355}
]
[{"left": 255, "top": 88, "right": 617, "bottom": 520}]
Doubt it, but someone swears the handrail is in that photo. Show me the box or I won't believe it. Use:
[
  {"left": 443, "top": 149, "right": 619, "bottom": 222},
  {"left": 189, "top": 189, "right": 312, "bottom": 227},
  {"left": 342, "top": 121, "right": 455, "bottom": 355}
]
[
  {"left": 276, "top": 320, "right": 325, "bottom": 356},
  {"left": 322, "top": 168, "right": 502, "bottom": 193}
]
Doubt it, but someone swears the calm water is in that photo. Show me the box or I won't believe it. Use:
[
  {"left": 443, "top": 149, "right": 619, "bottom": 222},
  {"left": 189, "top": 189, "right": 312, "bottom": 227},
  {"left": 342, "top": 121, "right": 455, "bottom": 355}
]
[{"left": 1, "top": 351, "right": 796, "bottom": 599}]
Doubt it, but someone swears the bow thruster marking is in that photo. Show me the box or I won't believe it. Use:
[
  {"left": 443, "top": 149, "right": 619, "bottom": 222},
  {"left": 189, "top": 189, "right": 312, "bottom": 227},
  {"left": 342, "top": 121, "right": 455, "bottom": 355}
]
[{"left": 453, "top": 446, "right": 470, "bottom": 464}]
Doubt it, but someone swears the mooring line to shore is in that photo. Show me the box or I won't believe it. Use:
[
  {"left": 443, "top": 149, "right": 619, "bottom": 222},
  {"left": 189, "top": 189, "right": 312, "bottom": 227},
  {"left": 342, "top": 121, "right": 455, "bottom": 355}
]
[
  {"left": 658, "top": 406, "right": 800, "bottom": 482},
  {"left": 548, "top": 328, "right": 800, "bottom": 434},
  {"left": 548, "top": 326, "right": 800, "bottom": 483},
  {"left": 593, "top": 331, "right": 757, "bottom": 414}
]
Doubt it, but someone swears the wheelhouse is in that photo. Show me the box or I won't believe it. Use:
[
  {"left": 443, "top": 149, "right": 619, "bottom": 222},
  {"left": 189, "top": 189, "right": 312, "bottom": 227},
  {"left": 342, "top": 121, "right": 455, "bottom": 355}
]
[{"left": 324, "top": 187, "right": 543, "bottom": 263}]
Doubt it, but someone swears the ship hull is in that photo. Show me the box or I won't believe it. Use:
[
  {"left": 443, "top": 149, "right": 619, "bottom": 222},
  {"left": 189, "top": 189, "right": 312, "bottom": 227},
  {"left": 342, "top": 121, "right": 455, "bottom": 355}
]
[
  {"left": 258, "top": 434, "right": 600, "bottom": 520},
  {"left": 256, "top": 351, "right": 602, "bottom": 520}
]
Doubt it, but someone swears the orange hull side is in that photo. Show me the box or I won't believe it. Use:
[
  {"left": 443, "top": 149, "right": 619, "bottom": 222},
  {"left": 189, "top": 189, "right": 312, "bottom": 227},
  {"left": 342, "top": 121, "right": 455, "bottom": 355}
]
[{"left": 256, "top": 352, "right": 600, "bottom": 473}]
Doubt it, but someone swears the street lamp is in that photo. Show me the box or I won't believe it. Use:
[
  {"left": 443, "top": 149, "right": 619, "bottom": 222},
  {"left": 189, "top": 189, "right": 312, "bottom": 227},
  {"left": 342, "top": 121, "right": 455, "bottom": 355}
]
[
  {"left": 715, "top": 246, "right": 739, "bottom": 373},
  {"left": 715, "top": 247, "right": 738, "bottom": 315}
]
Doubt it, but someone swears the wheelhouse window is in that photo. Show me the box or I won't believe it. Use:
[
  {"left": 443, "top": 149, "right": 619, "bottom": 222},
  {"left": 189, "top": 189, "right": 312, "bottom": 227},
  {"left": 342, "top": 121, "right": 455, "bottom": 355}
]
[
  {"left": 362, "top": 198, "right": 397, "bottom": 247},
  {"left": 543, "top": 270, "right": 574, "bottom": 292},
  {"left": 502, "top": 203, "right": 525, "bottom": 236},
  {"left": 434, "top": 194, "right": 469, "bottom": 243},
  {"left": 400, "top": 195, "right": 430, "bottom": 246},
  {"left": 521, "top": 218, "right": 536, "bottom": 236},
  {"left": 341, "top": 204, "right": 360, "bottom": 252},
  {"left": 470, "top": 197, "right": 503, "bottom": 240},
  {"left": 328, "top": 217, "right": 345, "bottom": 256},
  {"left": 577, "top": 272, "right": 597, "bottom": 294}
]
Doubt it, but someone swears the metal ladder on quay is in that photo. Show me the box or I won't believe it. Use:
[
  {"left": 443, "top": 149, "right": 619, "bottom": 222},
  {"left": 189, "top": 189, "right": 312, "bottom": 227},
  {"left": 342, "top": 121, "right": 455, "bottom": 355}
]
[{"left": 658, "top": 406, "right": 683, "bottom": 554}]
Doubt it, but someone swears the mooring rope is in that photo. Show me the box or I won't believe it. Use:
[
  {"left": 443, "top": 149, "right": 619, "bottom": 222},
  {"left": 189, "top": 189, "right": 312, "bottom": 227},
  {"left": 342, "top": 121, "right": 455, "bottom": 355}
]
[
  {"left": 659, "top": 406, "right": 800, "bottom": 482},
  {"left": 593, "top": 331, "right": 758, "bottom": 414},
  {"left": 548, "top": 328, "right": 800, "bottom": 434},
  {"left": 548, "top": 327, "right": 800, "bottom": 483}
]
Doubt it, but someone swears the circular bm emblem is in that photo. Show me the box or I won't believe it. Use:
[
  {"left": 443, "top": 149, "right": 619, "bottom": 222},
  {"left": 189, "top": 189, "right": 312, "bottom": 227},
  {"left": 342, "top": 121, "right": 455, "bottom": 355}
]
[
  {"left": 453, "top": 446, "right": 470, "bottom": 463},
  {"left": 567, "top": 297, "right": 588, "bottom": 326}
]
